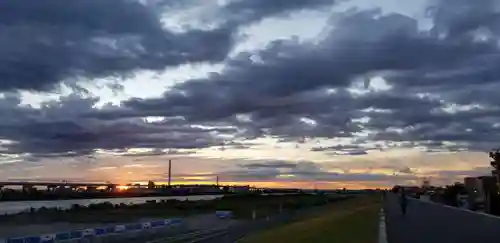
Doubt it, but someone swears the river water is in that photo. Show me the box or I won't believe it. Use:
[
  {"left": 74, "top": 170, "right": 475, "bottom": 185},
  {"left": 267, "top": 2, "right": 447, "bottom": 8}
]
[{"left": 0, "top": 194, "right": 224, "bottom": 215}]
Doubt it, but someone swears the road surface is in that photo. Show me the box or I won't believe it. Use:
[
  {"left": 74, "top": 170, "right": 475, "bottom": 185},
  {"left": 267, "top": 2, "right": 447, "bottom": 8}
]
[{"left": 384, "top": 193, "right": 500, "bottom": 243}]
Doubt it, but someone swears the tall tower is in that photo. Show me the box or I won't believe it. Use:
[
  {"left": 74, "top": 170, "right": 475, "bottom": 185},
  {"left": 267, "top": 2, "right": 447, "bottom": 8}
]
[
  {"left": 168, "top": 159, "right": 172, "bottom": 187},
  {"left": 216, "top": 176, "right": 219, "bottom": 187}
]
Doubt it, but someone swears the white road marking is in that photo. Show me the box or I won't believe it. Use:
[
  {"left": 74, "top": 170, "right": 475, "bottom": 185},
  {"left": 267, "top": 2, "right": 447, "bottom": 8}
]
[{"left": 378, "top": 208, "right": 388, "bottom": 243}]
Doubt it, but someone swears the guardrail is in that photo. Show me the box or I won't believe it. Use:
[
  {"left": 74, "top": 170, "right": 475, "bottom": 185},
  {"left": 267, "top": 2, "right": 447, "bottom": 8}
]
[
  {"left": 146, "top": 226, "right": 230, "bottom": 243},
  {"left": 1, "top": 218, "right": 183, "bottom": 243}
]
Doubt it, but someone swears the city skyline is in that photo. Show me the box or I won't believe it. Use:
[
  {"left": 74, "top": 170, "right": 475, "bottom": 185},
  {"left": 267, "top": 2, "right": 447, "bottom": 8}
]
[{"left": 0, "top": 0, "right": 498, "bottom": 189}]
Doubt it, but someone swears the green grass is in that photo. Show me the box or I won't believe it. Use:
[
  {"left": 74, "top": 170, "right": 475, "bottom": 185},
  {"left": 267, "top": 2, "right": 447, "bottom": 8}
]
[{"left": 240, "top": 197, "right": 381, "bottom": 243}]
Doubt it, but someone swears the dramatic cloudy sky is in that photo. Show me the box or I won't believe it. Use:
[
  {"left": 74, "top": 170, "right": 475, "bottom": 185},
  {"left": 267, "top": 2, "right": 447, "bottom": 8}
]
[{"left": 0, "top": 0, "right": 498, "bottom": 189}]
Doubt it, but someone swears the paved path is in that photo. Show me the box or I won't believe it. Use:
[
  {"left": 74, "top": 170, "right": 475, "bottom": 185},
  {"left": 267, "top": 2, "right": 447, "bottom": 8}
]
[{"left": 384, "top": 193, "right": 500, "bottom": 243}]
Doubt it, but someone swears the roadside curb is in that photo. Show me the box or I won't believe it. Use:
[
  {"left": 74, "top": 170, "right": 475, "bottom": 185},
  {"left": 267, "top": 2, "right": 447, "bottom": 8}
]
[{"left": 378, "top": 208, "right": 387, "bottom": 243}]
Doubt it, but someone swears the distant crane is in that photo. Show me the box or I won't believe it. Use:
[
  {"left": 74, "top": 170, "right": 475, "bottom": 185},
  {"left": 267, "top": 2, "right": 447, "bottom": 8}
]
[{"left": 168, "top": 159, "right": 172, "bottom": 187}]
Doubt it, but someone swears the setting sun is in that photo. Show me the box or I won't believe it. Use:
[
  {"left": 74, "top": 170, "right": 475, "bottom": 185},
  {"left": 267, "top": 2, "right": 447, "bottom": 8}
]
[{"left": 116, "top": 185, "right": 130, "bottom": 191}]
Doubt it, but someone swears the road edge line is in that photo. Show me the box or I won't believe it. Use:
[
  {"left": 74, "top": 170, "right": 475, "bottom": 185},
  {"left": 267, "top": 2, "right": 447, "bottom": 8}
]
[{"left": 378, "top": 208, "right": 388, "bottom": 243}]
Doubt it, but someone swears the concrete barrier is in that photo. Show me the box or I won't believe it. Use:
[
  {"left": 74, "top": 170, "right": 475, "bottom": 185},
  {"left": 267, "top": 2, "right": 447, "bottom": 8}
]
[{"left": 2, "top": 218, "right": 184, "bottom": 243}]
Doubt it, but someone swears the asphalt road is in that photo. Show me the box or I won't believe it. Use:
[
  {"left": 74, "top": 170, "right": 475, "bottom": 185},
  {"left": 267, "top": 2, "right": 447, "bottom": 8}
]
[{"left": 385, "top": 193, "right": 500, "bottom": 243}]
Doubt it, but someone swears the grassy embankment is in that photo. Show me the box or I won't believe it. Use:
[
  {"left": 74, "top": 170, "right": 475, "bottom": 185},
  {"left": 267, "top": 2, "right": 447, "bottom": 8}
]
[
  {"left": 0, "top": 193, "right": 352, "bottom": 225},
  {"left": 240, "top": 196, "right": 381, "bottom": 243}
]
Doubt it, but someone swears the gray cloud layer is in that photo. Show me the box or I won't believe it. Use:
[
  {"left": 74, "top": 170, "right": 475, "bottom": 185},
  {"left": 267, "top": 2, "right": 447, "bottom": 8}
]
[
  {"left": 0, "top": 0, "right": 340, "bottom": 92},
  {"left": 1, "top": 0, "right": 500, "bottom": 165},
  {"left": 170, "top": 159, "right": 418, "bottom": 184},
  {"left": 0, "top": 0, "right": 239, "bottom": 91}
]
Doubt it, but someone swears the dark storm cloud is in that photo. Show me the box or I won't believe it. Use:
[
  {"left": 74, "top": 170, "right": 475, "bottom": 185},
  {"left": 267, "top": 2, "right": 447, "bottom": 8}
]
[
  {"left": 362, "top": 101, "right": 500, "bottom": 151},
  {"left": 4, "top": 0, "right": 500, "bottom": 157},
  {"left": 80, "top": 4, "right": 499, "bottom": 153},
  {"left": 119, "top": 8, "right": 499, "bottom": 115},
  {"left": 310, "top": 144, "right": 369, "bottom": 156},
  {"left": 240, "top": 161, "right": 298, "bottom": 169},
  {"left": 0, "top": 0, "right": 236, "bottom": 91},
  {"left": 387, "top": 0, "right": 500, "bottom": 91},
  {"left": 429, "top": 0, "right": 500, "bottom": 39},
  {"left": 190, "top": 160, "right": 416, "bottom": 182},
  {"left": 163, "top": 159, "right": 417, "bottom": 183},
  {"left": 0, "top": 94, "right": 240, "bottom": 157},
  {"left": 91, "top": 86, "right": 364, "bottom": 139},
  {"left": 0, "top": 0, "right": 347, "bottom": 92},
  {"left": 310, "top": 144, "right": 363, "bottom": 152}
]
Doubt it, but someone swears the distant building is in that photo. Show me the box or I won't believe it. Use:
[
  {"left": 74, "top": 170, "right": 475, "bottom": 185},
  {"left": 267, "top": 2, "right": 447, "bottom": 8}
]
[
  {"left": 480, "top": 176, "right": 499, "bottom": 214},
  {"left": 464, "top": 176, "right": 497, "bottom": 212},
  {"left": 464, "top": 177, "right": 480, "bottom": 208}
]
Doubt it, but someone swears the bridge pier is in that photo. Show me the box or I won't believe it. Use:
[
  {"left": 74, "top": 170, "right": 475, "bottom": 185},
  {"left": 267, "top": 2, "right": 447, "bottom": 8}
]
[
  {"left": 22, "top": 185, "right": 35, "bottom": 193},
  {"left": 107, "top": 185, "right": 116, "bottom": 192},
  {"left": 86, "top": 186, "right": 97, "bottom": 192},
  {"left": 55, "top": 186, "right": 70, "bottom": 193},
  {"left": 47, "top": 185, "right": 56, "bottom": 192}
]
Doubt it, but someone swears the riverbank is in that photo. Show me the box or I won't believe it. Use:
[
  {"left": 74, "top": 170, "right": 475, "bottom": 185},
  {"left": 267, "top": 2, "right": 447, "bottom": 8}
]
[
  {"left": 0, "top": 190, "right": 227, "bottom": 202},
  {"left": 0, "top": 194, "right": 224, "bottom": 215},
  {"left": 0, "top": 186, "right": 301, "bottom": 202},
  {"left": 0, "top": 193, "right": 350, "bottom": 225}
]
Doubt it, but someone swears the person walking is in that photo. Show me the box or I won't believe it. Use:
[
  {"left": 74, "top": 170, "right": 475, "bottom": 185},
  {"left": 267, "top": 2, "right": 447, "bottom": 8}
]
[{"left": 399, "top": 188, "right": 408, "bottom": 216}]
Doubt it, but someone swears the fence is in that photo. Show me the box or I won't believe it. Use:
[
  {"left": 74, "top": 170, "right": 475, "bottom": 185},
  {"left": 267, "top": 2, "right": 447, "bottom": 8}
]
[{"left": 1, "top": 218, "right": 183, "bottom": 243}]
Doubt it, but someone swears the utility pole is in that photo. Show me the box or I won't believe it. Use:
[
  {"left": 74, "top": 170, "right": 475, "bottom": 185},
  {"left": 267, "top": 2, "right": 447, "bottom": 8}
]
[
  {"left": 168, "top": 159, "right": 172, "bottom": 187},
  {"left": 216, "top": 176, "right": 219, "bottom": 187}
]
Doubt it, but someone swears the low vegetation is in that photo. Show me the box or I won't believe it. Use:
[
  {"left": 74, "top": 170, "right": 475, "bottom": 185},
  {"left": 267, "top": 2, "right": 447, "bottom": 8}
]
[
  {"left": 0, "top": 193, "right": 353, "bottom": 225},
  {"left": 240, "top": 196, "right": 381, "bottom": 243}
]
